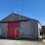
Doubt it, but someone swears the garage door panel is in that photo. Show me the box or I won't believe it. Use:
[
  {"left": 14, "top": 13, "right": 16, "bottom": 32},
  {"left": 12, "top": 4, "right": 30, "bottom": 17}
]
[{"left": 7, "top": 22, "right": 20, "bottom": 39}]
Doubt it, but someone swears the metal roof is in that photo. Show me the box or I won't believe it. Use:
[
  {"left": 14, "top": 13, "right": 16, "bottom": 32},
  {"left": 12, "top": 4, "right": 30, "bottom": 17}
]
[{"left": 0, "top": 12, "right": 39, "bottom": 22}]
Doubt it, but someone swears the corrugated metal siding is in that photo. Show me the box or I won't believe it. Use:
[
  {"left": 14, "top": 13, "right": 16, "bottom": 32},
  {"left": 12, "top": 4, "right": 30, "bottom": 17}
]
[
  {"left": 0, "top": 20, "right": 38, "bottom": 40},
  {"left": 20, "top": 20, "right": 38, "bottom": 39},
  {"left": 0, "top": 23, "right": 8, "bottom": 38},
  {"left": 20, "top": 21, "right": 31, "bottom": 38},
  {"left": 29, "top": 20, "right": 38, "bottom": 39}
]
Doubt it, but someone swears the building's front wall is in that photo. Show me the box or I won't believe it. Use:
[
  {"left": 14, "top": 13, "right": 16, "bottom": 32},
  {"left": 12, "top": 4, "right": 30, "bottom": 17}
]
[{"left": 0, "top": 20, "right": 39, "bottom": 40}]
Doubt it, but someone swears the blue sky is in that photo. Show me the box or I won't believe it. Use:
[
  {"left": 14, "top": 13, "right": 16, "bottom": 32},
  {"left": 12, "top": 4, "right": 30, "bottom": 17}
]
[{"left": 0, "top": 0, "right": 45, "bottom": 25}]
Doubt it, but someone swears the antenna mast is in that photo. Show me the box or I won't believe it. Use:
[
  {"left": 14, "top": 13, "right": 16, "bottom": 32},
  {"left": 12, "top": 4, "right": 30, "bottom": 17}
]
[{"left": 17, "top": 1, "right": 21, "bottom": 20}]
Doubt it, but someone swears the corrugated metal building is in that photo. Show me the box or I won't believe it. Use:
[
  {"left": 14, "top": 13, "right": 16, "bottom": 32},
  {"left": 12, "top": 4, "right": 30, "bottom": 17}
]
[{"left": 0, "top": 13, "right": 42, "bottom": 40}]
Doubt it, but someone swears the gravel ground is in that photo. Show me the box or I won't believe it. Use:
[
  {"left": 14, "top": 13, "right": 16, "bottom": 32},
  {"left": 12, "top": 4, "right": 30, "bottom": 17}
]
[{"left": 0, "top": 39, "right": 45, "bottom": 45}]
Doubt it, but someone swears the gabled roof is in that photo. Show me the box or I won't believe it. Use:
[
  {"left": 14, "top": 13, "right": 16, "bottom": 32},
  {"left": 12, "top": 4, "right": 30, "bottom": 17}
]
[
  {"left": 1, "top": 12, "right": 39, "bottom": 22},
  {"left": 1, "top": 13, "right": 30, "bottom": 22}
]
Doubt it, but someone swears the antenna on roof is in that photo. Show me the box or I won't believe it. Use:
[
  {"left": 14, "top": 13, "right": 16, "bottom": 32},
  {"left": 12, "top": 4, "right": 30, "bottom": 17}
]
[{"left": 17, "top": 1, "right": 21, "bottom": 20}]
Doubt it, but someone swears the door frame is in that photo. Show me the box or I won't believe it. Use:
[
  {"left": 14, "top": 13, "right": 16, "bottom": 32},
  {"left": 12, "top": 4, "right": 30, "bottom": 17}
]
[{"left": 15, "top": 28, "right": 20, "bottom": 38}]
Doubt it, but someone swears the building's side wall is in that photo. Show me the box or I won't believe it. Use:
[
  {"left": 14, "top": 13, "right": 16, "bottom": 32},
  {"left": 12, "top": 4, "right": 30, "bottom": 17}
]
[
  {"left": 0, "top": 23, "right": 8, "bottom": 38},
  {"left": 20, "top": 20, "right": 38, "bottom": 40},
  {"left": 38, "top": 23, "right": 42, "bottom": 39}
]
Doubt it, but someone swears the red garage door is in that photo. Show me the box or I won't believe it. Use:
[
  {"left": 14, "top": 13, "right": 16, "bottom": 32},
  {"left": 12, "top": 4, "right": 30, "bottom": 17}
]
[{"left": 7, "top": 22, "right": 20, "bottom": 39}]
